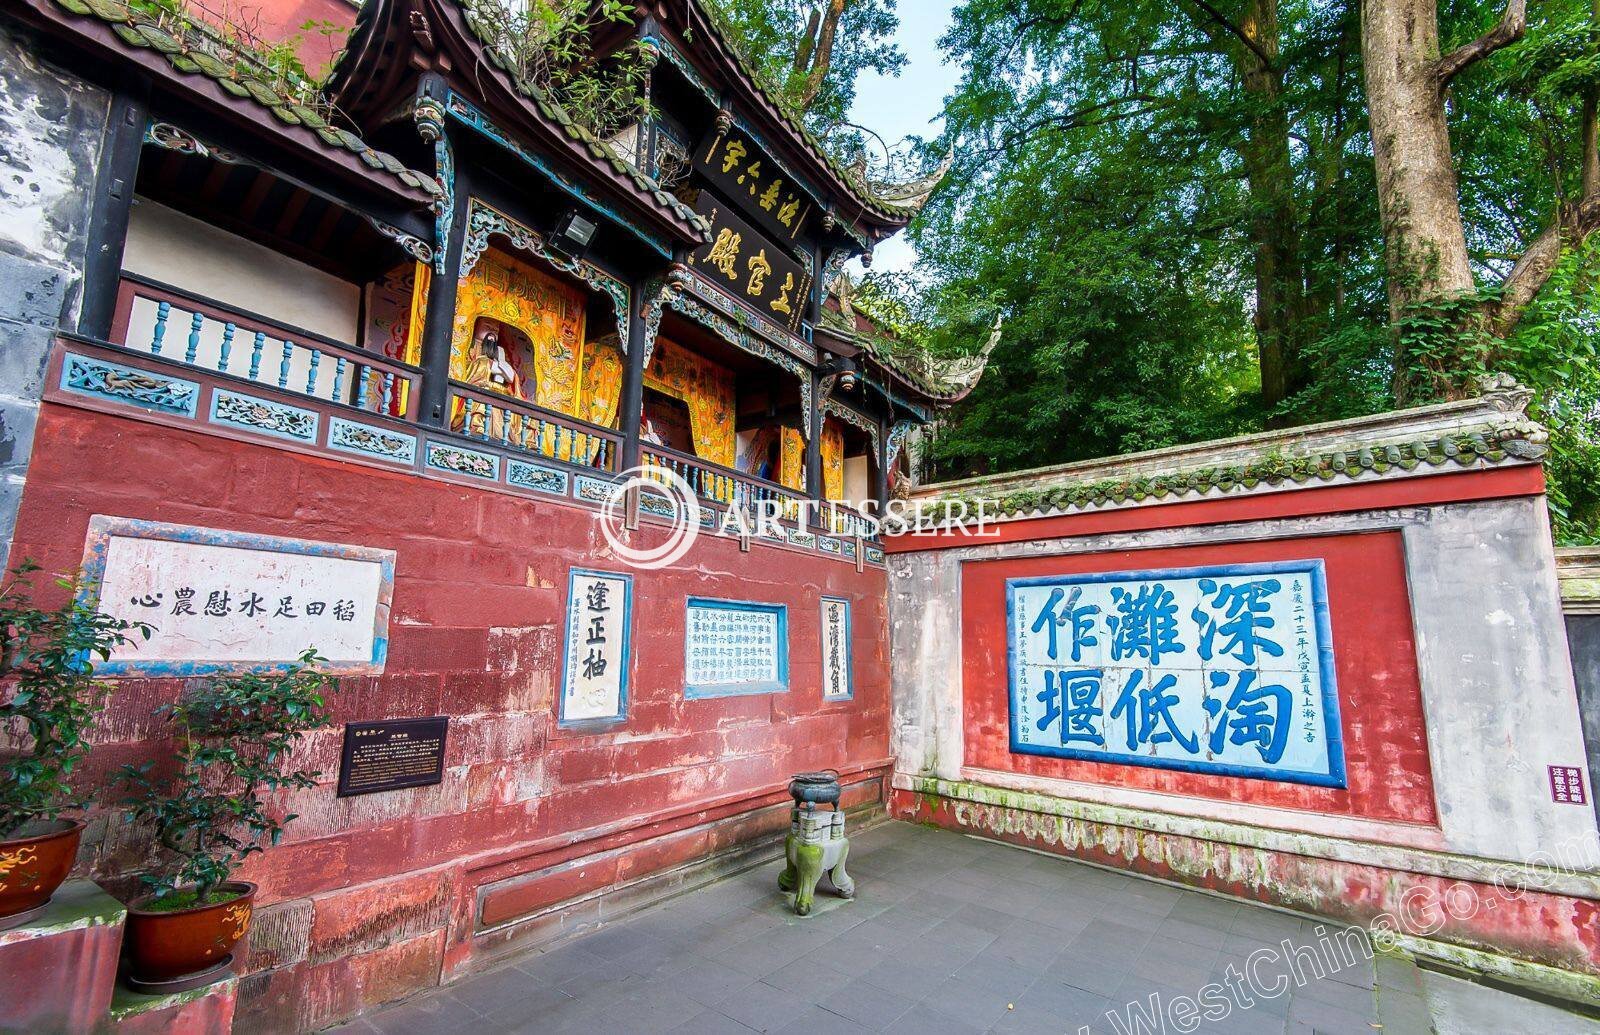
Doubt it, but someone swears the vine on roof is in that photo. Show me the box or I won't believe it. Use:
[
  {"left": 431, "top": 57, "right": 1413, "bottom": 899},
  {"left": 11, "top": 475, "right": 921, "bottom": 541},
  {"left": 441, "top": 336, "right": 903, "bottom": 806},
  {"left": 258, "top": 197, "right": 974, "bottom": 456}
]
[{"left": 466, "top": 0, "right": 657, "bottom": 142}]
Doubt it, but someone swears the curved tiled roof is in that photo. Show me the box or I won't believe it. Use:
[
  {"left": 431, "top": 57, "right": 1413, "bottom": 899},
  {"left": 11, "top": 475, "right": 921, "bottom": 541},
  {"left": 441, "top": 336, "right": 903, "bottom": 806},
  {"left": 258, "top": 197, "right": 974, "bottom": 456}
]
[
  {"left": 912, "top": 376, "right": 1548, "bottom": 521},
  {"left": 451, "top": 1, "right": 710, "bottom": 238},
  {"left": 32, "top": 0, "right": 439, "bottom": 202},
  {"left": 680, "top": 0, "right": 949, "bottom": 229}
]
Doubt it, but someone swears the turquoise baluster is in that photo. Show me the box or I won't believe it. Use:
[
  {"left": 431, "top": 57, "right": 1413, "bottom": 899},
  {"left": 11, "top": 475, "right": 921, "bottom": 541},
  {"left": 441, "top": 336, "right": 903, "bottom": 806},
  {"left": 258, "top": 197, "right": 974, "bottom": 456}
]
[
  {"left": 184, "top": 311, "right": 203, "bottom": 364},
  {"left": 354, "top": 367, "right": 369, "bottom": 409},
  {"left": 218, "top": 323, "right": 235, "bottom": 373},
  {"left": 150, "top": 301, "right": 171, "bottom": 355},
  {"left": 381, "top": 372, "right": 394, "bottom": 413},
  {"left": 332, "top": 356, "right": 346, "bottom": 400},
  {"left": 248, "top": 331, "right": 265, "bottom": 380},
  {"left": 278, "top": 341, "right": 293, "bottom": 389},
  {"left": 306, "top": 349, "right": 321, "bottom": 395},
  {"left": 502, "top": 411, "right": 512, "bottom": 447}
]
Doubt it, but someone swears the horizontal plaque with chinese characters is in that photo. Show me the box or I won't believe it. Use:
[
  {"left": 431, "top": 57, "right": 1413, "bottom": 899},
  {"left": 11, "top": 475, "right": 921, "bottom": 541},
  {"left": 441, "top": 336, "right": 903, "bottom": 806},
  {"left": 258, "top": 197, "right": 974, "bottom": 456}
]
[
  {"left": 685, "top": 192, "right": 811, "bottom": 332},
  {"left": 696, "top": 128, "right": 813, "bottom": 244},
  {"left": 560, "top": 569, "right": 632, "bottom": 724},
  {"left": 81, "top": 516, "right": 394, "bottom": 677},
  {"left": 685, "top": 598, "right": 788, "bottom": 698},
  {"left": 336, "top": 717, "right": 448, "bottom": 797},
  {"left": 1007, "top": 561, "right": 1346, "bottom": 787}
]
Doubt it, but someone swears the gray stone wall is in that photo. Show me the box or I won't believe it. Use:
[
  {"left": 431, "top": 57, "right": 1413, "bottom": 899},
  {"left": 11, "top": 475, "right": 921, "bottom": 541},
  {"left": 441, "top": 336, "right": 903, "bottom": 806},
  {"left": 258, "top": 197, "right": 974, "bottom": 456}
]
[
  {"left": 889, "top": 487, "right": 1600, "bottom": 884},
  {"left": 0, "top": 21, "right": 110, "bottom": 568}
]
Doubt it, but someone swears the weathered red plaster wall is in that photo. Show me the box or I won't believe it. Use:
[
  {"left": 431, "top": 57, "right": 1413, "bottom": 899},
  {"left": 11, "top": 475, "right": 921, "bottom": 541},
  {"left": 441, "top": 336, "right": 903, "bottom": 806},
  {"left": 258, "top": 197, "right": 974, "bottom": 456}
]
[
  {"left": 893, "top": 789, "right": 1600, "bottom": 979},
  {"left": 9, "top": 402, "right": 891, "bottom": 1031},
  {"left": 188, "top": 0, "right": 357, "bottom": 74},
  {"left": 960, "top": 532, "right": 1437, "bottom": 823}
]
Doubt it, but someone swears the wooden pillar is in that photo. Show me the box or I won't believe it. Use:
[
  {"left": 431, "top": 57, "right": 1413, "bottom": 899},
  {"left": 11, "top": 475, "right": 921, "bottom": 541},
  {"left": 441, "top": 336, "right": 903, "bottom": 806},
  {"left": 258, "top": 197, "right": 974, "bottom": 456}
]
[
  {"left": 803, "top": 239, "right": 825, "bottom": 510},
  {"left": 78, "top": 90, "right": 149, "bottom": 340},
  {"left": 619, "top": 279, "right": 651, "bottom": 472},
  {"left": 875, "top": 411, "right": 892, "bottom": 511},
  {"left": 416, "top": 125, "right": 469, "bottom": 430}
]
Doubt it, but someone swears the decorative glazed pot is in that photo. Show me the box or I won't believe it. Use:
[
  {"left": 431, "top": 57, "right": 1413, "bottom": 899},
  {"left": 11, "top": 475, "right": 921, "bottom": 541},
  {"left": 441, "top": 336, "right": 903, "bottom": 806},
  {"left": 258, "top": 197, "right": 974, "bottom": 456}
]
[
  {"left": 0, "top": 819, "right": 84, "bottom": 927},
  {"left": 788, "top": 770, "right": 842, "bottom": 808},
  {"left": 124, "top": 881, "right": 256, "bottom": 984}
]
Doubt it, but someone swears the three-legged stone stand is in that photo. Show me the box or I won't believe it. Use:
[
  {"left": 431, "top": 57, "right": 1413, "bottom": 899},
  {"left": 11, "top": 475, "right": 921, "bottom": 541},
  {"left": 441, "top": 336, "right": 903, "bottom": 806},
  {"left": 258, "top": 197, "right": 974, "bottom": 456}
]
[{"left": 778, "top": 806, "right": 852, "bottom": 916}]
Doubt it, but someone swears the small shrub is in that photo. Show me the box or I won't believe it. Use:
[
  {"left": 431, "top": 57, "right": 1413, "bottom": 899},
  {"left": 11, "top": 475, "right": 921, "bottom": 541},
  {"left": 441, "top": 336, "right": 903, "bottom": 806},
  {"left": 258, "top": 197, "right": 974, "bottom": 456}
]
[
  {"left": 119, "top": 649, "right": 336, "bottom": 902},
  {"left": 0, "top": 562, "right": 151, "bottom": 838}
]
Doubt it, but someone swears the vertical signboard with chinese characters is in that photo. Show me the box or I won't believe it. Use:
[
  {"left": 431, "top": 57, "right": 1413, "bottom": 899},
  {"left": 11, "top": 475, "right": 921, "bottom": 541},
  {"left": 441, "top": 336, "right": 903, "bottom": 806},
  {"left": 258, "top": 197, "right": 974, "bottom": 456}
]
[
  {"left": 685, "top": 598, "right": 788, "bottom": 698},
  {"left": 82, "top": 516, "right": 394, "bottom": 676},
  {"left": 821, "top": 597, "right": 853, "bottom": 701},
  {"left": 1006, "top": 560, "right": 1345, "bottom": 787},
  {"left": 560, "top": 569, "right": 633, "bottom": 725}
]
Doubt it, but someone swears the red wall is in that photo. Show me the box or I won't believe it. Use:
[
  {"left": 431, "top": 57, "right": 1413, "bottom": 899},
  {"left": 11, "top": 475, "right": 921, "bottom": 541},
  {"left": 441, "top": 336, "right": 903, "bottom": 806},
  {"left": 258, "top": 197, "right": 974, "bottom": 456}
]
[
  {"left": 960, "top": 531, "right": 1437, "bottom": 824},
  {"left": 190, "top": 0, "right": 358, "bottom": 76},
  {"left": 9, "top": 402, "right": 890, "bottom": 1030}
]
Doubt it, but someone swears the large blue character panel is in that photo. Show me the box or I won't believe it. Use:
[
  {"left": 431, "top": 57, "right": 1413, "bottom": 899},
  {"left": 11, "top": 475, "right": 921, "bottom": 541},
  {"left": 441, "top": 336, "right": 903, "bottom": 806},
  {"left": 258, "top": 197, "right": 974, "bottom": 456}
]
[{"left": 1006, "top": 560, "right": 1346, "bottom": 787}]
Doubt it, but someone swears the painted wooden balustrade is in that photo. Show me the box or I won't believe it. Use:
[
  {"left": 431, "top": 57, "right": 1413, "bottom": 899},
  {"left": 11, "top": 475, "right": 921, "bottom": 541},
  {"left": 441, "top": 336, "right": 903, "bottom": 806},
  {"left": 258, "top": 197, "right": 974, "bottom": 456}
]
[
  {"left": 109, "top": 276, "right": 420, "bottom": 419},
  {"left": 641, "top": 446, "right": 810, "bottom": 521},
  {"left": 448, "top": 382, "right": 621, "bottom": 473},
  {"left": 821, "top": 503, "right": 876, "bottom": 540}
]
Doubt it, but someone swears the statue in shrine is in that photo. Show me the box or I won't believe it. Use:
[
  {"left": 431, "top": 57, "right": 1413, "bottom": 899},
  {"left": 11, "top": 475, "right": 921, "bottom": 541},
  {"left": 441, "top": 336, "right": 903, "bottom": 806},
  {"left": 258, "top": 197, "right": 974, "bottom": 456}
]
[
  {"left": 453, "top": 319, "right": 530, "bottom": 441},
  {"left": 463, "top": 319, "right": 527, "bottom": 400}
]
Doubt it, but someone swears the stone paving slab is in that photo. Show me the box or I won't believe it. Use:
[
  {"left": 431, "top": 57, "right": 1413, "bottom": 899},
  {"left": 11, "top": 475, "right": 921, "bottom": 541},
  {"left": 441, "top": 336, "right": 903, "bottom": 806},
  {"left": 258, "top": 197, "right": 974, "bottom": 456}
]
[{"left": 330, "top": 822, "right": 1600, "bottom": 1035}]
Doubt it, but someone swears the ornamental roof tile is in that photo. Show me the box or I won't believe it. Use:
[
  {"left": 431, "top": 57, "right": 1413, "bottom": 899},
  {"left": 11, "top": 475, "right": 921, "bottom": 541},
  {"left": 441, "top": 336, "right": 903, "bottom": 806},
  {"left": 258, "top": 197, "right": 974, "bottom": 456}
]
[
  {"left": 687, "top": 0, "right": 948, "bottom": 226},
  {"left": 911, "top": 376, "right": 1547, "bottom": 522},
  {"left": 449, "top": 0, "right": 711, "bottom": 241},
  {"left": 41, "top": 0, "right": 440, "bottom": 201}
]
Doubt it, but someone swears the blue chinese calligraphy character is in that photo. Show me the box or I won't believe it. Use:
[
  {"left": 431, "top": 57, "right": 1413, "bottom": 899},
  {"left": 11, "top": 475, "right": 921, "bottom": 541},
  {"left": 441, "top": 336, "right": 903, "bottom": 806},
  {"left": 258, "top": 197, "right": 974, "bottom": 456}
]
[
  {"left": 1037, "top": 669, "right": 1106, "bottom": 747},
  {"left": 1192, "top": 578, "right": 1284, "bottom": 664},
  {"left": 1109, "top": 670, "right": 1198, "bottom": 754},
  {"left": 1029, "top": 587, "right": 1099, "bottom": 662},
  {"left": 1107, "top": 584, "right": 1185, "bottom": 665},
  {"left": 1203, "top": 671, "right": 1292, "bottom": 764}
]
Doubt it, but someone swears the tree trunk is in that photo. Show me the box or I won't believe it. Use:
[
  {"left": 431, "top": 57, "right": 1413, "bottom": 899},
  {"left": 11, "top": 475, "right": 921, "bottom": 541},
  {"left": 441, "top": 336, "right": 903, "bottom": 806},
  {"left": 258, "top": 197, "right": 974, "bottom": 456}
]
[
  {"left": 796, "top": 0, "right": 848, "bottom": 109},
  {"left": 1362, "top": 0, "right": 1524, "bottom": 402},
  {"left": 1236, "top": 0, "right": 1307, "bottom": 412}
]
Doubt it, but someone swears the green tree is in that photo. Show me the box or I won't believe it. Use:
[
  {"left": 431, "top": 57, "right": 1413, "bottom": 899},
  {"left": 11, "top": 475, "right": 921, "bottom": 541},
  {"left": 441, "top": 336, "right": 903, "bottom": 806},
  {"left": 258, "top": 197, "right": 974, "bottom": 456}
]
[{"left": 703, "top": 0, "right": 906, "bottom": 132}]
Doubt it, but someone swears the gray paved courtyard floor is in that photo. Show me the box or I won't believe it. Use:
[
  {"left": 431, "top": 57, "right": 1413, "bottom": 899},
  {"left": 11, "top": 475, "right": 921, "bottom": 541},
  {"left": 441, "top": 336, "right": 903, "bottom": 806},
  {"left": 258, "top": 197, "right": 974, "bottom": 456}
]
[{"left": 332, "top": 821, "right": 1600, "bottom": 1034}]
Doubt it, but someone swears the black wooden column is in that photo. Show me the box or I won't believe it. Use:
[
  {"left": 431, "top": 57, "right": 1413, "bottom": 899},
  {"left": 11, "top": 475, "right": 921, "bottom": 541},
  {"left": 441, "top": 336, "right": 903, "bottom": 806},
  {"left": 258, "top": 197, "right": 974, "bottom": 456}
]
[
  {"left": 804, "top": 373, "right": 824, "bottom": 510},
  {"left": 875, "top": 410, "right": 892, "bottom": 511},
  {"left": 618, "top": 278, "right": 651, "bottom": 472},
  {"left": 78, "top": 90, "right": 149, "bottom": 340},
  {"left": 416, "top": 134, "right": 470, "bottom": 430},
  {"left": 802, "top": 239, "right": 826, "bottom": 509}
]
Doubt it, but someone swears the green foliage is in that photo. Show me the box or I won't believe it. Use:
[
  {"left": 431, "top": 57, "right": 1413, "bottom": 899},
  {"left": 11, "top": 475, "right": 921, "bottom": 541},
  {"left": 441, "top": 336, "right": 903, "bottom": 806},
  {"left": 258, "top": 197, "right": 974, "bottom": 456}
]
[
  {"left": 1500, "top": 238, "right": 1600, "bottom": 542},
  {"left": 894, "top": 0, "right": 1600, "bottom": 546},
  {"left": 470, "top": 0, "right": 655, "bottom": 139},
  {"left": 118, "top": 650, "right": 336, "bottom": 900},
  {"left": 0, "top": 563, "right": 151, "bottom": 838}
]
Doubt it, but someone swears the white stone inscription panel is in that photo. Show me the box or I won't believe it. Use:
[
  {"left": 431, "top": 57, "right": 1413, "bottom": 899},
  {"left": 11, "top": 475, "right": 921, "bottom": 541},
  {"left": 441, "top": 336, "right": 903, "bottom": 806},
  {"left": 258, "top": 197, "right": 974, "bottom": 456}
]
[
  {"left": 560, "top": 569, "right": 632, "bottom": 724},
  {"left": 83, "top": 516, "right": 394, "bottom": 675}
]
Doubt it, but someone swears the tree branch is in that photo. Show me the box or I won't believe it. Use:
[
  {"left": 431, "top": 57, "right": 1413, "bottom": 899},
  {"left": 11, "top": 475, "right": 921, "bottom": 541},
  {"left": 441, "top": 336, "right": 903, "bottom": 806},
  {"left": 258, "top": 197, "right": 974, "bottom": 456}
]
[
  {"left": 1489, "top": 193, "right": 1600, "bottom": 337},
  {"left": 1178, "top": 0, "right": 1274, "bottom": 70},
  {"left": 1434, "top": 0, "right": 1526, "bottom": 87}
]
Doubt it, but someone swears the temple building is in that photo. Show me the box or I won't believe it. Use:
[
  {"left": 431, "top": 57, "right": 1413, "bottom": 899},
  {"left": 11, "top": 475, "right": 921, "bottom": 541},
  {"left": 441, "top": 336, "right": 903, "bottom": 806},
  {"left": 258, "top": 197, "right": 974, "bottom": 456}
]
[
  {"left": 3, "top": 1, "right": 1600, "bottom": 1032},
  {"left": 0, "top": 0, "right": 988, "bottom": 1028}
]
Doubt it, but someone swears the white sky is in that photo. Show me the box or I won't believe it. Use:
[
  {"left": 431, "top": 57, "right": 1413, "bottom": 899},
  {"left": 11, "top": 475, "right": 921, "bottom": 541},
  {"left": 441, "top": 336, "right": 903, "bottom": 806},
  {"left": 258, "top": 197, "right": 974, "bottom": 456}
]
[{"left": 845, "top": 0, "right": 962, "bottom": 276}]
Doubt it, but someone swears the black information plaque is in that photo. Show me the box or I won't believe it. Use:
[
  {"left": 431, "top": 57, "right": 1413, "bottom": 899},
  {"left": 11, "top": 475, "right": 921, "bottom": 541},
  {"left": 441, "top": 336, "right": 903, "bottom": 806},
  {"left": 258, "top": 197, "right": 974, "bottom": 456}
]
[{"left": 336, "top": 716, "right": 448, "bottom": 797}]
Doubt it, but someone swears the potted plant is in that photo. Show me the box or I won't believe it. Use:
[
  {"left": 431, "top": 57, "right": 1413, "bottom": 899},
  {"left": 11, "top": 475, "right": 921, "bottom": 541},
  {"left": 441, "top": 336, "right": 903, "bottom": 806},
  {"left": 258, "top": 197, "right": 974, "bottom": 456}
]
[
  {"left": 118, "top": 649, "right": 334, "bottom": 988},
  {"left": 0, "top": 562, "right": 150, "bottom": 928}
]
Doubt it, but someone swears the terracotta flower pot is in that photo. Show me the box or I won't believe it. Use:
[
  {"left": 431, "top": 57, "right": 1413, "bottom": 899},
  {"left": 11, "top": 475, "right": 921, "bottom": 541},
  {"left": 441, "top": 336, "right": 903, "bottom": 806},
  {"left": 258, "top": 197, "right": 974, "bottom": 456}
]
[
  {"left": 124, "top": 881, "right": 256, "bottom": 984},
  {"left": 0, "top": 819, "right": 84, "bottom": 927}
]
